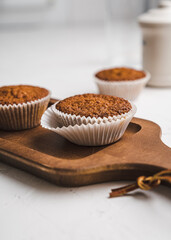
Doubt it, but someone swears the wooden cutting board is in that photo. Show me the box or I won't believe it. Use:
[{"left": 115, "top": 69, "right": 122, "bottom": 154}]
[{"left": 0, "top": 99, "right": 170, "bottom": 187}]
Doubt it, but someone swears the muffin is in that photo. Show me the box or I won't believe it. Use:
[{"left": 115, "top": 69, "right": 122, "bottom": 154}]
[
  {"left": 0, "top": 85, "right": 51, "bottom": 130},
  {"left": 53, "top": 93, "right": 133, "bottom": 127},
  {"left": 95, "top": 67, "right": 150, "bottom": 100},
  {"left": 41, "top": 93, "right": 136, "bottom": 146}
]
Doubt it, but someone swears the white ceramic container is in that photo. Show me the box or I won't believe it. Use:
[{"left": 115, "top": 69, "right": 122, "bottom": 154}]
[{"left": 138, "top": 1, "right": 171, "bottom": 87}]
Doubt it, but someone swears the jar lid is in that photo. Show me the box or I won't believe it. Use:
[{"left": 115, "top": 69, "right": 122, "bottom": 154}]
[{"left": 138, "top": 0, "right": 171, "bottom": 25}]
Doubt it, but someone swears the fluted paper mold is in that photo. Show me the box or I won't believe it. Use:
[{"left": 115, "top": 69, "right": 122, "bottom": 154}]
[
  {"left": 0, "top": 93, "right": 51, "bottom": 130},
  {"left": 41, "top": 103, "right": 136, "bottom": 146}
]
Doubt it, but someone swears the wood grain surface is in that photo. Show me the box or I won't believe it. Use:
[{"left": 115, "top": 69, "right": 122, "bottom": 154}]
[{"left": 0, "top": 99, "right": 170, "bottom": 187}]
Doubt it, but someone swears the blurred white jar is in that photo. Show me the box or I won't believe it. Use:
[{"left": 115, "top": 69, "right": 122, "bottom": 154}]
[{"left": 138, "top": 0, "right": 171, "bottom": 87}]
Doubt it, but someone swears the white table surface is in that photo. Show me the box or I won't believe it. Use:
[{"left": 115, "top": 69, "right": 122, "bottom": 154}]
[{"left": 0, "top": 25, "right": 171, "bottom": 240}]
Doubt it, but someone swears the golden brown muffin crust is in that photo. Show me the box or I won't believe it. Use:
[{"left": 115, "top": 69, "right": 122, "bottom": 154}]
[
  {"left": 95, "top": 67, "right": 146, "bottom": 81},
  {"left": 56, "top": 94, "right": 132, "bottom": 118},
  {"left": 0, "top": 85, "right": 49, "bottom": 105}
]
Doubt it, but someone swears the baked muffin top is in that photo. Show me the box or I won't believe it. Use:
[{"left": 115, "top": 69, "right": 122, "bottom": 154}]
[
  {"left": 56, "top": 93, "right": 132, "bottom": 118},
  {"left": 0, "top": 85, "right": 49, "bottom": 105},
  {"left": 95, "top": 67, "right": 146, "bottom": 81}
]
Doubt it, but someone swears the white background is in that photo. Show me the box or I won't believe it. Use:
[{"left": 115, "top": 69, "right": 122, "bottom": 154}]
[{"left": 0, "top": 0, "right": 159, "bottom": 25}]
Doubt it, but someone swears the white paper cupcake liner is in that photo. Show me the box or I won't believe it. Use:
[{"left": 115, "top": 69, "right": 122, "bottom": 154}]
[
  {"left": 41, "top": 103, "right": 136, "bottom": 146},
  {"left": 51, "top": 101, "right": 135, "bottom": 127},
  {"left": 0, "top": 93, "right": 51, "bottom": 130},
  {"left": 94, "top": 71, "right": 151, "bottom": 101}
]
